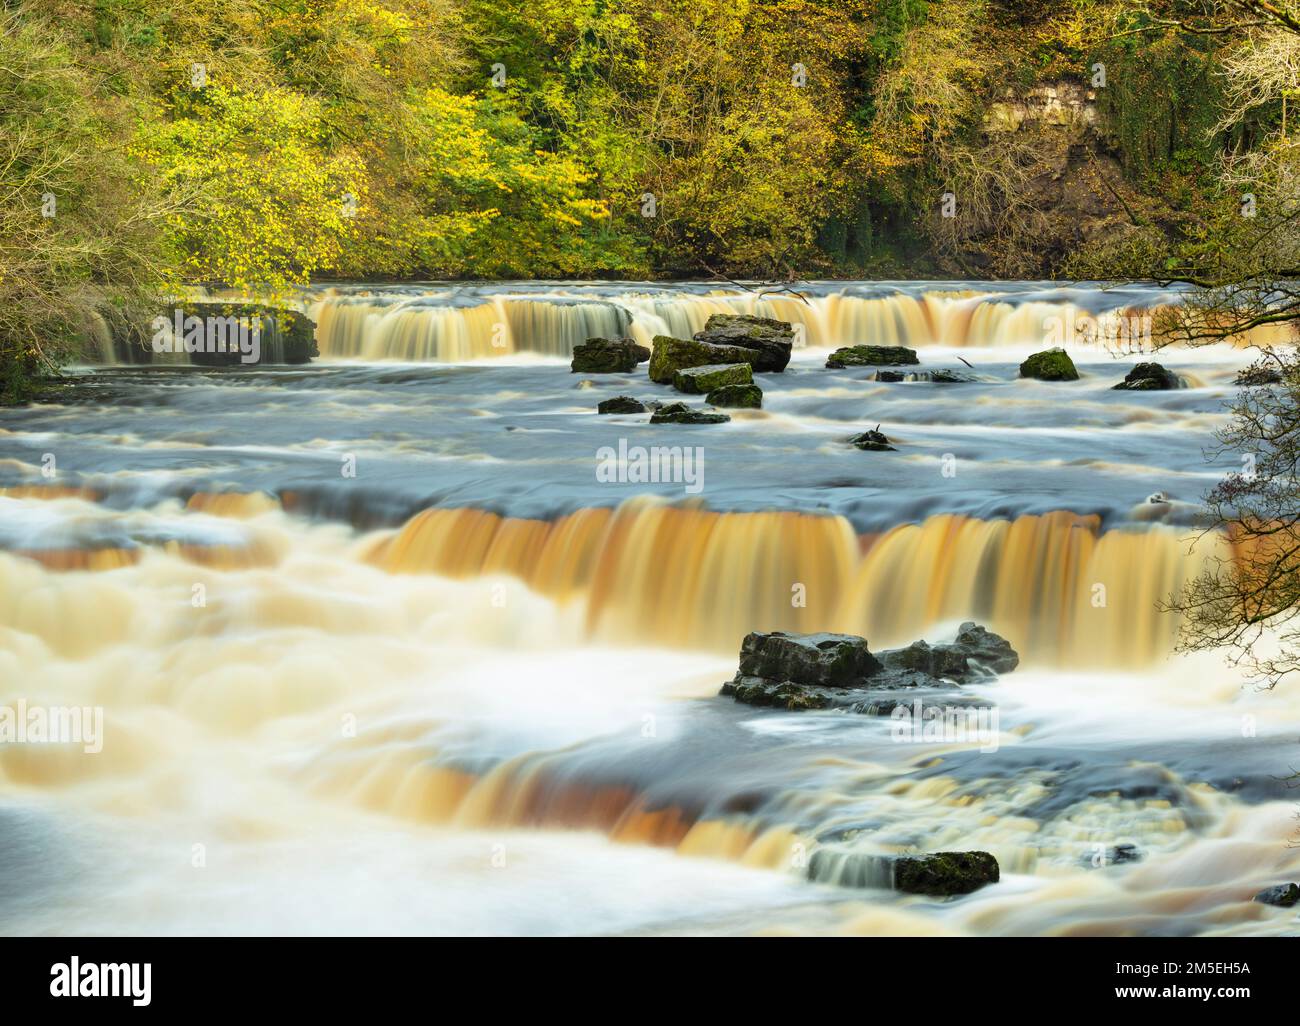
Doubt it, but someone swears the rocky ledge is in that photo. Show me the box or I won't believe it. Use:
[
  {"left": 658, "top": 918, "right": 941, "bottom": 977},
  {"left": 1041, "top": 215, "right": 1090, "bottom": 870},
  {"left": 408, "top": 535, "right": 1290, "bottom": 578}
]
[{"left": 719, "top": 622, "right": 1018, "bottom": 712}]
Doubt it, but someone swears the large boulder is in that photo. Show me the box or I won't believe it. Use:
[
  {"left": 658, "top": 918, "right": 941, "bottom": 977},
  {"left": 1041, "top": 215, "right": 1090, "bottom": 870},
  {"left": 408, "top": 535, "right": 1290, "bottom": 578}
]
[
  {"left": 673, "top": 362, "right": 753, "bottom": 394},
  {"left": 738, "top": 631, "right": 882, "bottom": 687},
  {"left": 1113, "top": 362, "right": 1181, "bottom": 391},
  {"left": 1019, "top": 347, "right": 1079, "bottom": 381},
  {"left": 720, "top": 623, "right": 1019, "bottom": 712},
  {"left": 649, "top": 401, "right": 730, "bottom": 424},
  {"left": 693, "top": 314, "right": 793, "bottom": 372},
  {"left": 808, "top": 849, "right": 1000, "bottom": 895},
  {"left": 706, "top": 383, "right": 763, "bottom": 408},
  {"left": 571, "top": 337, "right": 649, "bottom": 374},
  {"left": 647, "top": 335, "right": 757, "bottom": 384},
  {"left": 826, "top": 345, "right": 919, "bottom": 369}
]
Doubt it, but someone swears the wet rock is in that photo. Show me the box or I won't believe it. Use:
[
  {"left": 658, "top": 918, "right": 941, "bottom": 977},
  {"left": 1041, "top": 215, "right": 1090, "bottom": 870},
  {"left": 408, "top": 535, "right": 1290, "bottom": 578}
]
[
  {"left": 918, "top": 369, "right": 979, "bottom": 384},
  {"left": 706, "top": 383, "right": 763, "bottom": 408},
  {"left": 1254, "top": 882, "right": 1300, "bottom": 907},
  {"left": 949, "top": 621, "right": 1020, "bottom": 677},
  {"left": 647, "top": 336, "right": 761, "bottom": 384},
  {"left": 648, "top": 401, "right": 730, "bottom": 425},
  {"left": 849, "top": 428, "right": 896, "bottom": 451},
  {"left": 1019, "top": 347, "right": 1079, "bottom": 381},
  {"left": 693, "top": 314, "right": 794, "bottom": 372},
  {"left": 877, "top": 639, "right": 970, "bottom": 680},
  {"left": 673, "top": 362, "right": 753, "bottom": 395},
  {"left": 738, "top": 631, "right": 883, "bottom": 686},
  {"left": 808, "top": 848, "right": 999, "bottom": 896},
  {"left": 1113, "top": 362, "right": 1181, "bottom": 391},
  {"left": 893, "top": 851, "right": 1000, "bottom": 895},
  {"left": 597, "top": 395, "right": 647, "bottom": 414},
  {"left": 826, "top": 345, "right": 919, "bottom": 369},
  {"left": 875, "top": 370, "right": 906, "bottom": 382},
  {"left": 720, "top": 623, "right": 1019, "bottom": 712},
  {"left": 1236, "top": 362, "right": 1283, "bottom": 387},
  {"left": 570, "top": 337, "right": 648, "bottom": 374}
]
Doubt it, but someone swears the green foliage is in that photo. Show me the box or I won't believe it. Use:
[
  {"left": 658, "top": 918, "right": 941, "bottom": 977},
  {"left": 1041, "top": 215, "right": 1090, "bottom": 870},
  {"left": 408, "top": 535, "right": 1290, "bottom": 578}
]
[{"left": 0, "top": 10, "right": 168, "bottom": 401}]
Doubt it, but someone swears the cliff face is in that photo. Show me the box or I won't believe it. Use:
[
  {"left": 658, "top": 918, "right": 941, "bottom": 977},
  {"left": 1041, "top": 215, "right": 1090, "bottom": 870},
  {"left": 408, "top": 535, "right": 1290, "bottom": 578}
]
[{"left": 937, "top": 81, "right": 1167, "bottom": 277}]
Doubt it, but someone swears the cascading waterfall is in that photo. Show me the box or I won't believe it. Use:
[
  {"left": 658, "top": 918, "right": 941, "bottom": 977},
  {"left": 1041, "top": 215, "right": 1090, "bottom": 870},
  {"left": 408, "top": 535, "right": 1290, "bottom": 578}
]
[
  {"left": 366, "top": 498, "right": 1227, "bottom": 667},
  {"left": 304, "top": 283, "right": 1188, "bottom": 362}
]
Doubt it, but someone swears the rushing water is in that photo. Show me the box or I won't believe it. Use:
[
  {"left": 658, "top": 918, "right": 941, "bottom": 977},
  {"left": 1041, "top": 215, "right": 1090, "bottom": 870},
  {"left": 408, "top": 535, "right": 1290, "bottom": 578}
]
[{"left": 3, "top": 281, "right": 1299, "bottom": 936}]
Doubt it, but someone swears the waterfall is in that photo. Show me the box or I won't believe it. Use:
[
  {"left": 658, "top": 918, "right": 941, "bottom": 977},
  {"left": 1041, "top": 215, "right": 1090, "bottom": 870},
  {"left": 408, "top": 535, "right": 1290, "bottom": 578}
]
[{"left": 366, "top": 498, "right": 1226, "bottom": 667}]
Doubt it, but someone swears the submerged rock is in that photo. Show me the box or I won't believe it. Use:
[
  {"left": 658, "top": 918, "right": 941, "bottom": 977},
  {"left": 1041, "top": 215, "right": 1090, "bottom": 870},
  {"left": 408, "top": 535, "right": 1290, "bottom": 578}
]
[
  {"left": 808, "top": 848, "right": 1000, "bottom": 896},
  {"left": 647, "top": 335, "right": 760, "bottom": 384},
  {"left": 1019, "top": 347, "right": 1079, "bottom": 381},
  {"left": 826, "top": 345, "right": 919, "bottom": 369},
  {"left": 597, "top": 395, "right": 647, "bottom": 414},
  {"left": 849, "top": 428, "right": 896, "bottom": 451},
  {"left": 1254, "top": 882, "right": 1300, "bottom": 907},
  {"left": 706, "top": 383, "right": 763, "bottom": 408},
  {"left": 673, "top": 362, "right": 753, "bottom": 394},
  {"left": 693, "top": 314, "right": 794, "bottom": 372},
  {"left": 1113, "top": 362, "right": 1181, "bottom": 391},
  {"left": 918, "top": 369, "right": 979, "bottom": 384},
  {"left": 720, "top": 623, "right": 1019, "bottom": 711},
  {"left": 571, "top": 337, "right": 649, "bottom": 373},
  {"left": 649, "top": 401, "right": 730, "bottom": 425}
]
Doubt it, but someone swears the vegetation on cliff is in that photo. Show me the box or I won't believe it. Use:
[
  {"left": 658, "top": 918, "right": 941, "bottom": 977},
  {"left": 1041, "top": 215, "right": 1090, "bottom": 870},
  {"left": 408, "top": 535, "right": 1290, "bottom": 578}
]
[{"left": 2, "top": 0, "right": 1300, "bottom": 394}]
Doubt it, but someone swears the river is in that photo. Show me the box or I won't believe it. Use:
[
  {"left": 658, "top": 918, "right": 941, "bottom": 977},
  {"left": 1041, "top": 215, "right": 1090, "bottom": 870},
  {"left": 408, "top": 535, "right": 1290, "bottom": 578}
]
[{"left": 1, "top": 280, "right": 1297, "bottom": 936}]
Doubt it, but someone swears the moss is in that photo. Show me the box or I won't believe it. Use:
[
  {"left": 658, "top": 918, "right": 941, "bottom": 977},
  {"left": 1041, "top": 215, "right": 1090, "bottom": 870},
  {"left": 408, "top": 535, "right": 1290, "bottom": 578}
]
[{"left": 1019, "top": 348, "right": 1079, "bottom": 381}]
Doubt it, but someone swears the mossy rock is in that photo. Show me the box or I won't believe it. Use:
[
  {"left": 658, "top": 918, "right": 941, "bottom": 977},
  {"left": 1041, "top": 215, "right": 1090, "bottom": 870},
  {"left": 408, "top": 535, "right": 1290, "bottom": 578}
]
[
  {"left": 647, "top": 335, "right": 761, "bottom": 384},
  {"left": 826, "top": 345, "right": 919, "bottom": 368},
  {"left": 1112, "top": 362, "right": 1181, "bottom": 390},
  {"left": 1019, "top": 347, "right": 1079, "bottom": 381},
  {"left": 706, "top": 383, "right": 763, "bottom": 408},
  {"left": 673, "top": 362, "right": 753, "bottom": 394}
]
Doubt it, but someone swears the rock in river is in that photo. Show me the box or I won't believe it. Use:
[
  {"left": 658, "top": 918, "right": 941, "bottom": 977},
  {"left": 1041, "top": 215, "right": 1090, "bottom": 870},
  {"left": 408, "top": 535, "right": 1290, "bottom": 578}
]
[
  {"left": 597, "top": 395, "right": 647, "bottom": 414},
  {"left": 570, "top": 337, "right": 650, "bottom": 374},
  {"left": 826, "top": 345, "right": 919, "bottom": 369},
  {"left": 673, "top": 362, "right": 753, "bottom": 395},
  {"left": 849, "top": 428, "right": 895, "bottom": 451},
  {"left": 1254, "top": 882, "right": 1300, "bottom": 907},
  {"left": 719, "top": 622, "right": 1019, "bottom": 712},
  {"left": 1113, "top": 362, "right": 1181, "bottom": 391},
  {"left": 693, "top": 314, "right": 794, "bottom": 372},
  {"left": 647, "top": 336, "right": 761, "bottom": 384},
  {"left": 1019, "top": 347, "right": 1079, "bottom": 381},
  {"left": 808, "top": 848, "right": 1000, "bottom": 896},
  {"left": 706, "top": 383, "right": 762, "bottom": 408},
  {"left": 649, "top": 401, "right": 730, "bottom": 425}
]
